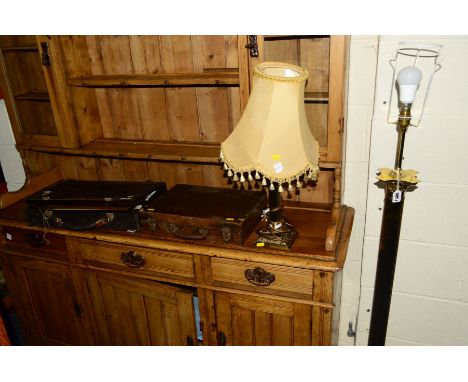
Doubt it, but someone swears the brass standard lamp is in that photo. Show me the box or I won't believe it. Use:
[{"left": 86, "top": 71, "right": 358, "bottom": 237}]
[
  {"left": 368, "top": 66, "right": 426, "bottom": 345},
  {"left": 220, "top": 62, "right": 320, "bottom": 249}
]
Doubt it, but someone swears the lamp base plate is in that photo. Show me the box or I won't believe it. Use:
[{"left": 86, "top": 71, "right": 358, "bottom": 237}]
[{"left": 255, "top": 228, "right": 297, "bottom": 250}]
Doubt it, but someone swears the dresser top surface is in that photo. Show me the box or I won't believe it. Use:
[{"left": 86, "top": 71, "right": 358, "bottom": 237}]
[{"left": 0, "top": 200, "right": 354, "bottom": 271}]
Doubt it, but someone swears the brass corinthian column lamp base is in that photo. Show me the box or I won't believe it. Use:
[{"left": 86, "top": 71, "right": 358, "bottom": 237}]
[{"left": 255, "top": 187, "right": 297, "bottom": 250}]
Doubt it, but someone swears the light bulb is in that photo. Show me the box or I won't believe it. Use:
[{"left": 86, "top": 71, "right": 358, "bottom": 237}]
[{"left": 397, "top": 66, "right": 422, "bottom": 104}]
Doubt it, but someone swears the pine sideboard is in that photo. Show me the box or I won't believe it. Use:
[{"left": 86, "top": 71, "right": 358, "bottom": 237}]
[{"left": 0, "top": 35, "right": 353, "bottom": 345}]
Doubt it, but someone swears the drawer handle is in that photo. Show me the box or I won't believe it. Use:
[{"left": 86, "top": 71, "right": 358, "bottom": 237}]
[
  {"left": 244, "top": 267, "right": 275, "bottom": 286},
  {"left": 120, "top": 251, "right": 145, "bottom": 268}
]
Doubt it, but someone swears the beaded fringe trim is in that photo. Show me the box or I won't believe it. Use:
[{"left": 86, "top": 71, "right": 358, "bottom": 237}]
[{"left": 220, "top": 149, "right": 319, "bottom": 191}]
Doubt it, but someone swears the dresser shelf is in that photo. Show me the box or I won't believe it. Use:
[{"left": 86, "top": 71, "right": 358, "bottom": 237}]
[
  {"left": 14, "top": 91, "right": 50, "bottom": 102},
  {"left": 17, "top": 139, "right": 341, "bottom": 169},
  {"left": 1, "top": 44, "right": 38, "bottom": 53},
  {"left": 67, "top": 72, "right": 240, "bottom": 87}
]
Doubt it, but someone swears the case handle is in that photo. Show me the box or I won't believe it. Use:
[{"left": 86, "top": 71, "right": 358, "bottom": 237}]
[
  {"left": 160, "top": 223, "right": 208, "bottom": 240},
  {"left": 221, "top": 227, "right": 232, "bottom": 242},
  {"left": 52, "top": 213, "right": 114, "bottom": 231}
]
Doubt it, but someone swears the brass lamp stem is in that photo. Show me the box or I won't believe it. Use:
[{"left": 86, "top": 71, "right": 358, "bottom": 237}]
[
  {"left": 268, "top": 187, "right": 282, "bottom": 221},
  {"left": 394, "top": 103, "right": 412, "bottom": 170}
]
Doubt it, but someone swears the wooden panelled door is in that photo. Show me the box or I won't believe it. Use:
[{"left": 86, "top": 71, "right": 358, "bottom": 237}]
[
  {"left": 214, "top": 291, "right": 317, "bottom": 346},
  {"left": 0, "top": 36, "right": 75, "bottom": 147},
  {"left": 86, "top": 271, "right": 198, "bottom": 345},
  {"left": 7, "top": 256, "right": 92, "bottom": 345}
]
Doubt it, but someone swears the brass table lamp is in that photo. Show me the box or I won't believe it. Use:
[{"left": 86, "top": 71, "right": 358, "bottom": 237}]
[{"left": 220, "top": 62, "right": 320, "bottom": 249}]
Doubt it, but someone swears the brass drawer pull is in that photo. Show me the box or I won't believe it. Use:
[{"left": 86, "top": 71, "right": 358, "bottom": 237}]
[
  {"left": 120, "top": 251, "right": 145, "bottom": 268},
  {"left": 244, "top": 267, "right": 275, "bottom": 286}
]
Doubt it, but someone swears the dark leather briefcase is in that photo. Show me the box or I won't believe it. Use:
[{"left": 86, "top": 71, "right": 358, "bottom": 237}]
[
  {"left": 140, "top": 184, "right": 267, "bottom": 244},
  {"left": 26, "top": 180, "right": 166, "bottom": 231}
]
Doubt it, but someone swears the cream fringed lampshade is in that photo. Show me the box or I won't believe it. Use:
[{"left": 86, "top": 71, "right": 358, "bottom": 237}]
[{"left": 220, "top": 62, "right": 319, "bottom": 192}]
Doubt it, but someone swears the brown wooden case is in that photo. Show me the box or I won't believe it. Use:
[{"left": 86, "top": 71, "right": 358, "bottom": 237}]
[{"left": 140, "top": 184, "right": 267, "bottom": 244}]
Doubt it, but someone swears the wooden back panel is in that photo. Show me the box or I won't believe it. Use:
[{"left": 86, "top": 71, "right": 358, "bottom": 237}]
[
  {"left": 263, "top": 36, "right": 332, "bottom": 152},
  {"left": 56, "top": 36, "right": 241, "bottom": 145}
]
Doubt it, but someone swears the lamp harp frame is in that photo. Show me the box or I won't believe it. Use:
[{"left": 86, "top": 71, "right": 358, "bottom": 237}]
[{"left": 386, "top": 43, "right": 442, "bottom": 127}]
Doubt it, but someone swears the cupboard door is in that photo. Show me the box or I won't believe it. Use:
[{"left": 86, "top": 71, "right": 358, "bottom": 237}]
[
  {"left": 87, "top": 270, "right": 197, "bottom": 345},
  {"left": 214, "top": 291, "right": 318, "bottom": 346},
  {"left": 0, "top": 36, "right": 75, "bottom": 148},
  {"left": 7, "top": 256, "right": 92, "bottom": 345},
  {"left": 36, "top": 36, "right": 79, "bottom": 148}
]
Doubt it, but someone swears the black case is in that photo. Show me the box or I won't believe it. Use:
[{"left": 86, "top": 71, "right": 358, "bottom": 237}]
[{"left": 26, "top": 180, "right": 166, "bottom": 231}]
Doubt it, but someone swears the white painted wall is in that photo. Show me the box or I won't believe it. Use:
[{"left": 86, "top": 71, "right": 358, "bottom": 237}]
[
  {"left": 339, "top": 36, "right": 468, "bottom": 345},
  {"left": 338, "top": 35, "right": 379, "bottom": 345},
  {"left": 0, "top": 99, "right": 26, "bottom": 191}
]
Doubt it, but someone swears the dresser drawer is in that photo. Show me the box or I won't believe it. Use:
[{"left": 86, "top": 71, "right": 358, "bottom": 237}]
[
  {"left": 77, "top": 240, "right": 195, "bottom": 281},
  {"left": 1, "top": 226, "right": 68, "bottom": 262},
  {"left": 211, "top": 258, "right": 314, "bottom": 299}
]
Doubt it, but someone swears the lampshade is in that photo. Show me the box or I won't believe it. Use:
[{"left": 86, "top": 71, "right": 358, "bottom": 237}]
[{"left": 220, "top": 62, "right": 320, "bottom": 190}]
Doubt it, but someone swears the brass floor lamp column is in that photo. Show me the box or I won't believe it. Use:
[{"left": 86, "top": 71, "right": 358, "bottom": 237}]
[
  {"left": 368, "top": 103, "right": 418, "bottom": 345},
  {"left": 366, "top": 45, "right": 441, "bottom": 345}
]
